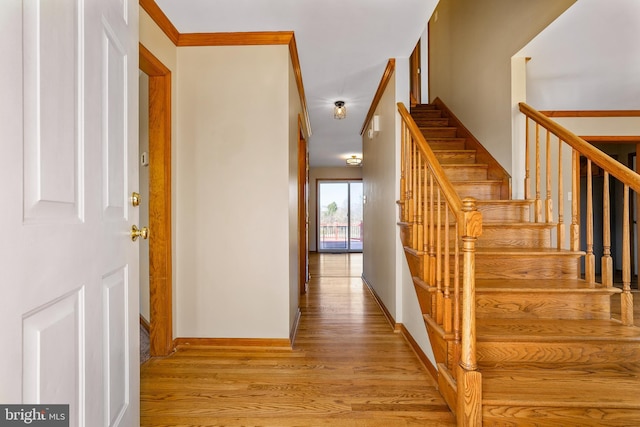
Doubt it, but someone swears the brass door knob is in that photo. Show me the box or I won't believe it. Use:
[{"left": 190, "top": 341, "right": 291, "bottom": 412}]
[
  {"left": 131, "top": 192, "right": 141, "bottom": 207},
  {"left": 131, "top": 225, "right": 150, "bottom": 241}
]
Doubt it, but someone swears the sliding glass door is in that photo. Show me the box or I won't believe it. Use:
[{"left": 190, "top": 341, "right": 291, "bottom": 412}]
[{"left": 318, "top": 180, "right": 363, "bottom": 252}]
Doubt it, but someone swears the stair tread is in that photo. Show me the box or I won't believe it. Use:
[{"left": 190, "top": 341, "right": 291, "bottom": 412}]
[
  {"left": 452, "top": 179, "right": 503, "bottom": 183},
  {"left": 477, "top": 318, "right": 640, "bottom": 342},
  {"left": 441, "top": 163, "right": 488, "bottom": 168},
  {"left": 419, "top": 126, "right": 457, "bottom": 130},
  {"left": 476, "top": 247, "right": 584, "bottom": 256},
  {"left": 480, "top": 221, "right": 556, "bottom": 227},
  {"left": 482, "top": 363, "right": 640, "bottom": 408},
  {"left": 476, "top": 278, "right": 621, "bottom": 293}
]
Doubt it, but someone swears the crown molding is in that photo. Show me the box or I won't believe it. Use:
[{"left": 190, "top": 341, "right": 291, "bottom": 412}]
[
  {"left": 361, "top": 59, "right": 396, "bottom": 135},
  {"left": 139, "top": 0, "right": 311, "bottom": 137},
  {"left": 139, "top": 0, "right": 179, "bottom": 45}
]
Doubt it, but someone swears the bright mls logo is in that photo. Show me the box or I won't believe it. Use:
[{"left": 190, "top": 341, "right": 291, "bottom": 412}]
[{"left": 0, "top": 405, "right": 69, "bottom": 426}]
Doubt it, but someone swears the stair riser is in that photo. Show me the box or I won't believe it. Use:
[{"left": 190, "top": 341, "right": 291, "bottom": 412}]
[
  {"left": 476, "top": 293, "right": 612, "bottom": 320},
  {"left": 442, "top": 166, "right": 488, "bottom": 181},
  {"left": 410, "top": 223, "right": 552, "bottom": 249},
  {"left": 411, "top": 111, "right": 443, "bottom": 119},
  {"left": 475, "top": 255, "right": 580, "bottom": 280},
  {"left": 477, "top": 203, "right": 531, "bottom": 222},
  {"left": 413, "top": 118, "right": 449, "bottom": 127},
  {"left": 434, "top": 151, "right": 477, "bottom": 164},
  {"left": 453, "top": 182, "right": 503, "bottom": 199},
  {"left": 483, "top": 406, "right": 640, "bottom": 427},
  {"left": 403, "top": 248, "right": 424, "bottom": 280},
  {"left": 477, "top": 341, "right": 640, "bottom": 364},
  {"left": 426, "top": 321, "right": 448, "bottom": 365},
  {"left": 398, "top": 222, "right": 411, "bottom": 247},
  {"left": 420, "top": 127, "right": 458, "bottom": 138},
  {"left": 427, "top": 139, "right": 466, "bottom": 150},
  {"left": 476, "top": 226, "right": 552, "bottom": 248}
]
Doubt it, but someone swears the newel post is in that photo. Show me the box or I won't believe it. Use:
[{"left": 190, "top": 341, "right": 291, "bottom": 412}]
[{"left": 457, "top": 198, "right": 483, "bottom": 427}]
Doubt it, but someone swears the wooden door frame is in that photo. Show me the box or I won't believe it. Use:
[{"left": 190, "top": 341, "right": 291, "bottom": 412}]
[
  {"left": 298, "top": 116, "right": 309, "bottom": 294},
  {"left": 316, "top": 179, "right": 364, "bottom": 253},
  {"left": 139, "top": 43, "right": 173, "bottom": 356},
  {"left": 409, "top": 39, "right": 421, "bottom": 106}
]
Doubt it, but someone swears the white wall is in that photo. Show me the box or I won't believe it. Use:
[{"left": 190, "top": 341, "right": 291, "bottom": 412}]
[
  {"left": 176, "top": 45, "right": 293, "bottom": 339},
  {"left": 308, "top": 167, "right": 363, "bottom": 252},
  {"left": 518, "top": 0, "right": 640, "bottom": 111}
]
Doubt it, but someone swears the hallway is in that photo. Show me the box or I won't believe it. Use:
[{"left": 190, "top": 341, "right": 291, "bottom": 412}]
[{"left": 140, "top": 253, "right": 455, "bottom": 426}]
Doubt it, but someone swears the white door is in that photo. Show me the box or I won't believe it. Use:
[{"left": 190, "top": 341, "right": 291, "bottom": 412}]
[{"left": 0, "top": 0, "right": 139, "bottom": 426}]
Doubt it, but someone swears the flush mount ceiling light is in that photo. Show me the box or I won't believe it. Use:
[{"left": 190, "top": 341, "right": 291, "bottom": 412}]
[
  {"left": 346, "top": 155, "right": 362, "bottom": 166},
  {"left": 334, "top": 100, "right": 346, "bottom": 119}
]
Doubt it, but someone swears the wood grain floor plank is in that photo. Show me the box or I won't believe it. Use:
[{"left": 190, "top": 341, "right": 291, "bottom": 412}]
[{"left": 141, "top": 253, "right": 455, "bottom": 426}]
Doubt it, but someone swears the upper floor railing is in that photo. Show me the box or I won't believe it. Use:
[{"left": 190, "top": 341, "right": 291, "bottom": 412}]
[{"left": 519, "top": 102, "right": 638, "bottom": 325}]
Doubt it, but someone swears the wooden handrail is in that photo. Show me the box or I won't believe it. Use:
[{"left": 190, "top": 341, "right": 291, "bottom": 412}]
[
  {"left": 361, "top": 60, "right": 396, "bottom": 135},
  {"left": 398, "top": 103, "right": 465, "bottom": 223},
  {"left": 397, "top": 102, "right": 482, "bottom": 426},
  {"left": 519, "top": 103, "right": 640, "bottom": 193}
]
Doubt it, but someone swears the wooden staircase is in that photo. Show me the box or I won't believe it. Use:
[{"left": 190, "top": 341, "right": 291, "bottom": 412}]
[{"left": 400, "top": 102, "right": 640, "bottom": 426}]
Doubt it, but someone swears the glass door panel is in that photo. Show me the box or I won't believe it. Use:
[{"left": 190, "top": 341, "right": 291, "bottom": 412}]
[
  {"left": 318, "top": 181, "right": 362, "bottom": 252},
  {"left": 349, "top": 182, "right": 363, "bottom": 251}
]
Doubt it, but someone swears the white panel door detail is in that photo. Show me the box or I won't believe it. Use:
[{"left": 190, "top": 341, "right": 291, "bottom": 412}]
[{"left": 0, "top": 0, "right": 139, "bottom": 426}]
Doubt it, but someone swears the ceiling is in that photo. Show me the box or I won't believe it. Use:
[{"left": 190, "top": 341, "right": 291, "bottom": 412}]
[{"left": 155, "top": 0, "right": 438, "bottom": 167}]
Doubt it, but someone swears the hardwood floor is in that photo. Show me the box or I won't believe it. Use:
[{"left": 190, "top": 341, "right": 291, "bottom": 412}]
[{"left": 140, "top": 253, "right": 455, "bottom": 426}]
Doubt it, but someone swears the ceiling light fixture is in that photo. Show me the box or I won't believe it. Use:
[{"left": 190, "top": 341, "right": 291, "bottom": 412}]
[
  {"left": 334, "top": 100, "right": 346, "bottom": 119},
  {"left": 346, "top": 155, "right": 362, "bottom": 166}
]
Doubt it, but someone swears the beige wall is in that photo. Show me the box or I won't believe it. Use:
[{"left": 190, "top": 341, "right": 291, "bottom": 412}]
[
  {"left": 176, "top": 44, "right": 293, "bottom": 339},
  {"left": 308, "top": 167, "right": 363, "bottom": 252},
  {"left": 288, "top": 55, "right": 303, "bottom": 332},
  {"left": 429, "top": 0, "right": 575, "bottom": 173},
  {"left": 140, "top": 10, "right": 302, "bottom": 340},
  {"left": 362, "top": 70, "right": 399, "bottom": 316},
  {"left": 362, "top": 60, "right": 435, "bottom": 366}
]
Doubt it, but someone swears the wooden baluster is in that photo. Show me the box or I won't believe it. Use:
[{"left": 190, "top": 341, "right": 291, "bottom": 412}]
[
  {"left": 416, "top": 155, "right": 424, "bottom": 256},
  {"left": 622, "top": 185, "right": 634, "bottom": 325},
  {"left": 557, "top": 139, "right": 565, "bottom": 249},
  {"left": 571, "top": 150, "right": 580, "bottom": 253},
  {"left": 585, "top": 159, "right": 595, "bottom": 284},
  {"left": 545, "top": 130, "right": 553, "bottom": 223},
  {"left": 443, "top": 205, "right": 452, "bottom": 334},
  {"left": 419, "top": 168, "right": 434, "bottom": 284},
  {"left": 535, "top": 123, "right": 542, "bottom": 222},
  {"left": 456, "top": 198, "right": 482, "bottom": 427},
  {"left": 602, "top": 172, "right": 613, "bottom": 287},
  {"left": 459, "top": 198, "right": 480, "bottom": 372},
  {"left": 453, "top": 220, "right": 461, "bottom": 371},
  {"left": 429, "top": 171, "right": 436, "bottom": 288},
  {"left": 400, "top": 123, "right": 407, "bottom": 222},
  {"left": 436, "top": 188, "right": 443, "bottom": 325},
  {"left": 525, "top": 117, "right": 531, "bottom": 200},
  {"left": 409, "top": 141, "right": 417, "bottom": 249},
  {"left": 420, "top": 168, "right": 434, "bottom": 288},
  {"left": 428, "top": 173, "right": 436, "bottom": 315},
  {"left": 407, "top": 137, "right": 414, "bottom": 225}
]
